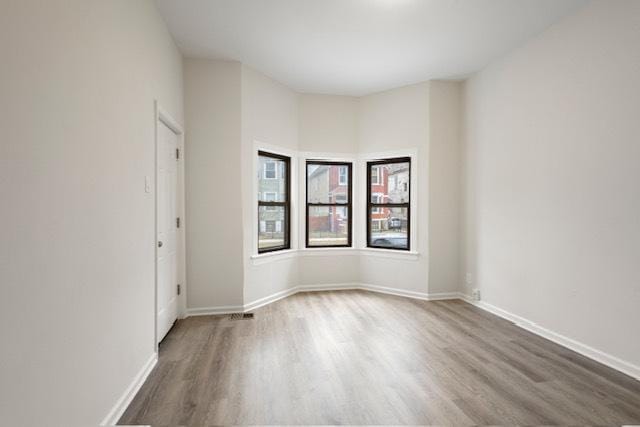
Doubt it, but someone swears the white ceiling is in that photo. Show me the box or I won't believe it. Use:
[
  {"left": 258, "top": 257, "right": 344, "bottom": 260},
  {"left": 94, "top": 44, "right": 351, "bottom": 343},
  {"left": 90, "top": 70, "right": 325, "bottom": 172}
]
[{"left": 156, "top": 0, "right": 586, "bottom": 96}]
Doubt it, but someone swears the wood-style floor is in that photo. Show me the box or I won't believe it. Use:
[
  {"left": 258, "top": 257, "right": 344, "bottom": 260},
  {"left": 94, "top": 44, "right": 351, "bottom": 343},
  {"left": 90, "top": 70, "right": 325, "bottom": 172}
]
[{"left": 119, "top": 290, "right": 640, "bottom": 425}]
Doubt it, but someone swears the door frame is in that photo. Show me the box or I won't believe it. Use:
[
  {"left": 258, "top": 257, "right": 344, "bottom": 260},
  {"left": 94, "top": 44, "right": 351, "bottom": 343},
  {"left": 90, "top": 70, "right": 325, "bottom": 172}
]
[{"left": 154, "top": 101, "right": 186, "bottom": 350}]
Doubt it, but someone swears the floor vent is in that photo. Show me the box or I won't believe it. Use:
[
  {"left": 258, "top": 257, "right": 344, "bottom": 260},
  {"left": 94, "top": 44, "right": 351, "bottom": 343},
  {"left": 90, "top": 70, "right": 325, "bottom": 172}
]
[{"left": 230, "top": 312, "right": 254, "bottom": 320}]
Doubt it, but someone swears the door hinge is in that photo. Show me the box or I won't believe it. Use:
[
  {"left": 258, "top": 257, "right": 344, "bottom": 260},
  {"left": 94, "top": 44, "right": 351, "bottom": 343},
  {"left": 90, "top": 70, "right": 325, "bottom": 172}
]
[
  {"left": 177, "top": 284, "right": 181, "bottom": 295},
  {"left": 176, "top": 148, "right": 180, "bottom": 160},
  {"left": 176, "top": 217, "right": 180, "bottom": 228}
]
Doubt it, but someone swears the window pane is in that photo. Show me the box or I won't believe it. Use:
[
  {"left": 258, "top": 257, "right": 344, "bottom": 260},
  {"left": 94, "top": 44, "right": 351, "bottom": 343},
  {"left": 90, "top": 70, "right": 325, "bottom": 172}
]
[
  {"left": 308, "top": 206, "right": 349, "bottom": 246},
  {"left": 307, "top": 164, "right": 349, "bottom": 204},
  {"left": 369, "top": 207, "right": 408, "bottom": 249},
  {"left": 259, "top": 206, "right": 286, "bottom": 249},
  {"left": 259, "top": 155, "right": 287, "bottom": 202},
  {"left": 370, "top": 161, "right": 410, "bottom": 203}
]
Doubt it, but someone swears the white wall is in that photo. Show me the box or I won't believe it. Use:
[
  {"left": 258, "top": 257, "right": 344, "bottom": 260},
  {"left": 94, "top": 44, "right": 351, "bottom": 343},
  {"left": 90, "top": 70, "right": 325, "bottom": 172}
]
[
  {"left": 298, "top": 94, "right": 361, "bottom": 286},
  {"left": 462, "top": 0, "right": 640, "bottom": 371},
  {"left": 357, "top": 83, "right": 431, "bottom": 294},
  {"left": 299, "top": 94, "right": 359, "bottom": 153},
  {"left": 0, "top": 1, "right": 183, "bottom": 425},
  {"left": 184, "top": 69, "right": 462, "bottom": 307},
  {"left": 428, "top": 82, "right": 462, "bottom": 294},
  {"left": 184, "top": 59, "right": 244, "bottom": 309},
  {"left": 241, "top": 65, "right": 300, "bottom": 304}
]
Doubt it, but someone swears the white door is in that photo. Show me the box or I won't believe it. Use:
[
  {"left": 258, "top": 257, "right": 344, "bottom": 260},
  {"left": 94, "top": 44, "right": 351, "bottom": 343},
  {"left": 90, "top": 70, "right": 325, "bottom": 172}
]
[{"left": 157, "top": 120, "right": 178, "bottom": 343}]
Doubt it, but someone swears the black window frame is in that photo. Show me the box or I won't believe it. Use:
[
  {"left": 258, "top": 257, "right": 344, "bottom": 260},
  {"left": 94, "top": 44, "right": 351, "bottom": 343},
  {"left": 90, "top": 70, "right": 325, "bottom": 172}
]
[
  {"left": 257, "top": 151, "right": 291, "bottom": 254},
  {"left": 305, "top": 160, "right": 353, "bottom": 248},
  {"left": 366, "top": 157, "right": 411, "bottom": 251}
]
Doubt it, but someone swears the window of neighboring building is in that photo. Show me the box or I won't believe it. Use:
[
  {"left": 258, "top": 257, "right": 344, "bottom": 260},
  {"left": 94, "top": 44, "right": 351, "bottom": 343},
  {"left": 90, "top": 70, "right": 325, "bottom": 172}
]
[
  {"left": 335, "top": 194, "right": 347, "bottom": 203},
  {"left": 338, "top": 166, "right": 348, "bottom": 185},
  {"left": 263, "top": 191, "right": 278, "bottom": 210},
  {"left": 264, "top": 161, "right": 277, "bottom": 179},
  {"left": 258, "top": 151, "right": 290, "bottom": 253},
  {"left": 367, "top": 157, "right": 411, "bottom": 251},
  {"left": 371, "top": 166, "right": 380, "bottom": 185},
  {"left": 371, "top": 193, "right": 383, "bottom": 213},
  {"left": 306, "top": 161, "right": 352, "bottom": 248}
]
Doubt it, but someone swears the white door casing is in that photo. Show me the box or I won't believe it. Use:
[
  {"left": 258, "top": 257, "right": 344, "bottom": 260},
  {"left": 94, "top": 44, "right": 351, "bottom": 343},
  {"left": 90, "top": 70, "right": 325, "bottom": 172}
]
[{"left": 156, "top": 120, "right": 178, "bottom": 343}]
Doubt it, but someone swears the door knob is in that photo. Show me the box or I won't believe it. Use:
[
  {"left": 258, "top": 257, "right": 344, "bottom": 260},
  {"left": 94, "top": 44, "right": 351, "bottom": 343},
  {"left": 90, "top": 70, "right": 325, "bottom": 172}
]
[{"left": 158, "top": 241, "right": 163, "bottom": 248}]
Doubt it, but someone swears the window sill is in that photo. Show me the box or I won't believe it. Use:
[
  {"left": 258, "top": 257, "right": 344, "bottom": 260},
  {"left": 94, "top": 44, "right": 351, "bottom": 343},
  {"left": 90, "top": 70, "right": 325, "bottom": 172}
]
[
  {"left": 250, "top": 249, "right": 297, "bottom": 265},
  {"left": 250, "top": 247, "right": 420, "bottom": 264},
  {"left": 359, "top": 248, "right": 420, "bottom": 260},
  {"left": 298, "top": 247, "right": 359, "bottom": 257}
]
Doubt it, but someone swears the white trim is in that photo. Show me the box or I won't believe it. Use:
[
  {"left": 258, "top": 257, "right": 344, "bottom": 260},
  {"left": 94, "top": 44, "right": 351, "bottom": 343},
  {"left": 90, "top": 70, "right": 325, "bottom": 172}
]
[
  {"left": 244, "top": 287, "right": 300, "bottom": 312},
  {"left": 359, "top": 247, "right": 420, "bottom": 260},
  {"left": 459, "top": 294, "right": 640, "bottom": 381},
  {"left": 154, "top": 101, "right": 186, "bottom": 352},
  {"left": 185, "top": 284, "right": 459, "bottom": 318},
  {"left": 250, "top": 248, "right": 298, "bottom": 265},
  {"left": 360, "top": 283, "right": 431, "bottom": 300},
  {"left": 186, "top": 304, "right": 245, "bottom": 316},
  {"left": 425, "top": 291, "right": 464, "bottom": 300},
  {"left": 157, "top": 106, "right": 182, "bottom": 135},
  {"left": 296, "top": 283, "right": 361, "bottom": 293},
  {"left": 101, "top": 352, "right": 158, "bottom": 426},
  {"left": 298, "top": 247, "right": 360, "bottom": 256},
  {"left": 299, "top": 151, "right": 357, "bottom": 162},
  {"left": 250, "top": 247, "right": 419, "bottom": 264}
]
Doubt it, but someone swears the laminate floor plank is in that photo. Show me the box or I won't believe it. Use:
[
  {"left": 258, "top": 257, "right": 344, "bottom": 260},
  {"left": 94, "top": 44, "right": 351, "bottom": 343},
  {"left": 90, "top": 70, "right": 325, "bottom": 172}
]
[{"left": 118, "top": 290, "right": 640, "bottom": 425}]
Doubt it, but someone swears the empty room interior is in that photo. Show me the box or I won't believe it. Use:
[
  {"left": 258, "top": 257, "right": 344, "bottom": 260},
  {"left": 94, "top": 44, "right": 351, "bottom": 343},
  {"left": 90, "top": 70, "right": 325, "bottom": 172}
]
[{"left": 3, "top": 0, "right": 640, "bottom": 425}]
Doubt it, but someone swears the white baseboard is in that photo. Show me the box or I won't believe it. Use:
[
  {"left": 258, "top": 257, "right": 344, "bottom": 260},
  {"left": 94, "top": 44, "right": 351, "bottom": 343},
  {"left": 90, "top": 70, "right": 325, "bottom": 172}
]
[
  {"left": 361, "top": 284, "right": 460, "bottom": 301},
  {"left": 459, "top": 293, "right": 640, "bottom": 381},
  {"left": 296, "top": 283, "right": 361, "bottom": 293},
  {"left": 186, "top": 304, "right": 244, "bottom": 317},
  {"left": 243, "top": 283, "right": 362, "bottom": 312},
  {"left": 186, "top": 283, "right": 460, "bottom": 318},
  {"left": 422, "top": 291, "right": 463, "bottom": 300},
  {"left": 101, "top": 352, "right": 158, "bottom": 426},
  {"left": 243, "top": 286, "right": 299, "bottom": 312},
  {"left": 360, "top": 283, "right": 430, "bottom": 300}
]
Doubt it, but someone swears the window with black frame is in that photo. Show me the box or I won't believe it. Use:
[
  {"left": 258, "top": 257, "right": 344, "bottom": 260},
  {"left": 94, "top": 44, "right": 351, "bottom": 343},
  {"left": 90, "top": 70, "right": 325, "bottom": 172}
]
[
  {"left": 367, "top": 157, "right": 411, "bottom": 251},
  {"left": 257, "top": 151, "right": 290, "bottom": 253},
  {"left": 306, "top": 161, "right": 352, "bottom": 248}
]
